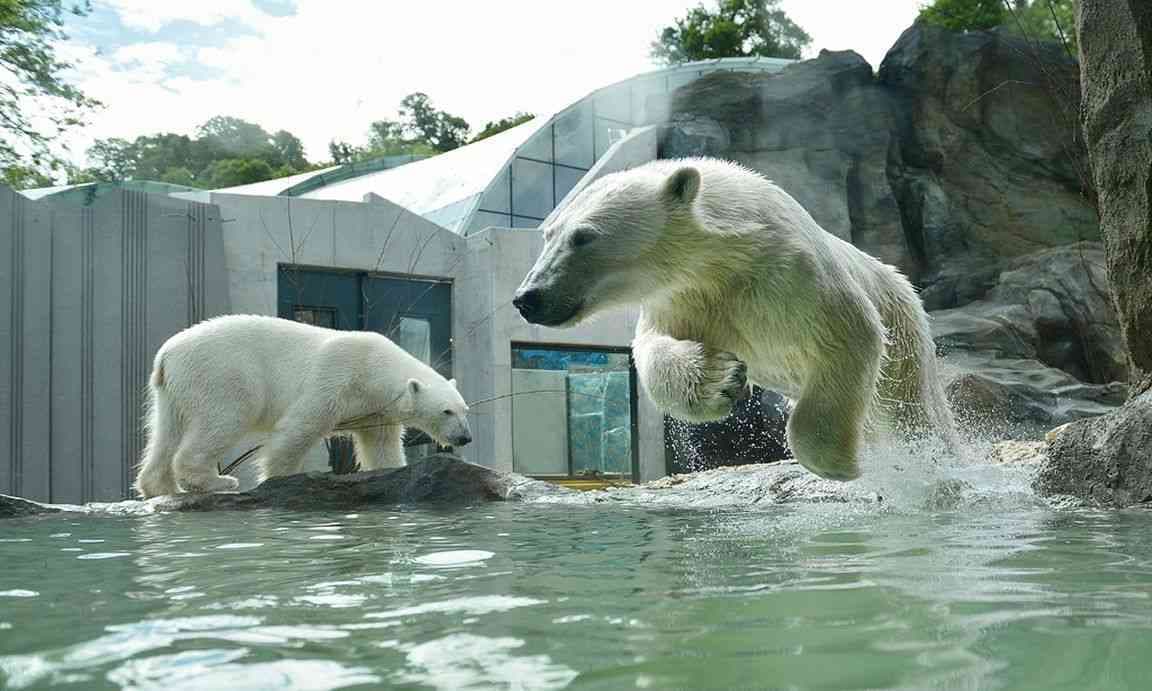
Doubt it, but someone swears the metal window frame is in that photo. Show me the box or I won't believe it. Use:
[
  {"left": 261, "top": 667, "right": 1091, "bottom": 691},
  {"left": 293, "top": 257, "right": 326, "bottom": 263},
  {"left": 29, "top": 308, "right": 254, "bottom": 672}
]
[{"left": 509, "top": 341, "right": 640, "bottom": 483}]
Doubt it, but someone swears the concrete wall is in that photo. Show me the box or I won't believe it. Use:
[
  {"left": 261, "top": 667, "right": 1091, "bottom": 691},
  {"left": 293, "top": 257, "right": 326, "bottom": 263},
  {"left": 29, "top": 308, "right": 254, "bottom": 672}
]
[
  {"left": 0, "top": 186, "right": 229, "bottom": 502},
  {"left": 510, "top": 369, "right": 568, "bottom": 476}
]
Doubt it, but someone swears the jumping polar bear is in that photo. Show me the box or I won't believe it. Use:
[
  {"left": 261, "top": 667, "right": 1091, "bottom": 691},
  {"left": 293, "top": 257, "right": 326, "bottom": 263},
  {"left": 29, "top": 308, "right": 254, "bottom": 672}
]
[
  {"left": 133, "top": 314, "right": 472, "bottom": 498},
  {"left": 513, "top": 157, "right": 957, "bottom": 480}
]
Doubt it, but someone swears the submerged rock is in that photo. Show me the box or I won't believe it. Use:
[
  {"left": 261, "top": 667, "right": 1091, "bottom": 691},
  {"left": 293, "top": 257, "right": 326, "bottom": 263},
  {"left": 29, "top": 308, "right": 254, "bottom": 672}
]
[
  {"left": 0, "top": 455, "right": 572, "bottom": 518},
  {"left": 1035, "top": 392, "right": 1152, "bottom": 508},
  {"left": 0, "top": 494, "right": 60, "bottom": 518}
]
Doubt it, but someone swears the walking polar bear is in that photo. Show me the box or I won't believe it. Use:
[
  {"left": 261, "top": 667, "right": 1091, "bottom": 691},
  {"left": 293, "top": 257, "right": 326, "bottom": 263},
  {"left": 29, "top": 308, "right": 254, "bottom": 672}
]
[
  {"left": 514, "top": 157, "right": 957, "bottom": 480},
  {"left": 134, "top": 315, "right": 471, "bottom": 498}
]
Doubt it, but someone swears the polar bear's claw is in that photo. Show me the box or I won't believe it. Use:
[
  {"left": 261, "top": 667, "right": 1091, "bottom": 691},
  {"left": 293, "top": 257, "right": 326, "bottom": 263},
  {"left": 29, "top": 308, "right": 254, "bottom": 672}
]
[
  {"left": 681, "top": 350, "right": 748, "bottom": 420},
  {"left": 716, "top": 353, "right": 748, "bottom": 402}
]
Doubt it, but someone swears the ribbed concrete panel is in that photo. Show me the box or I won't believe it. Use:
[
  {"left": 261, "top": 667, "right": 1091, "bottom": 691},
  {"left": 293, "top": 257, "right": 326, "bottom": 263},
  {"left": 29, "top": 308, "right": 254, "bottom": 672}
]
[{"left": 0, "top": 186, "right": 230, "bottom": 502}]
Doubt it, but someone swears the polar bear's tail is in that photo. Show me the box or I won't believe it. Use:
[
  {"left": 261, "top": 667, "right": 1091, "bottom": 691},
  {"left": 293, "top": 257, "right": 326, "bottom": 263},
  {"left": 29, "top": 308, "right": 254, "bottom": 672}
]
[{"left": 133, "top": 353, "right": 183, "bottom": 498}]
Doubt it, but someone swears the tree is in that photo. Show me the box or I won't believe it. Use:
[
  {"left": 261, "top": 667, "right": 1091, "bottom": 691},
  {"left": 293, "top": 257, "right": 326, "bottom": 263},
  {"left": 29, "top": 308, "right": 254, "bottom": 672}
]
[
  {"left": 1009, "top": 0, "right": 1078, "bottom": 50},
  {"left": 80, "top": 117, "right": 314, "bottom": 187},
  {"left": 196, "top": 115, "right": 275, "bottom": 157},
  {"left": 85, "top": 137, "right": 136, "bottom": 182},
  {"left": 272, "top": 129, "right": 308, "bottom": 170},
  {"left": 918, "top": 0, "right": 1006, "bottom": 31},
  {"left": 918, "top": 0, "right": 1078, "bottom": 49},
  {"left": 650, "top": 0, "right": 811, "bottom": 65},
  {"left": 328, "top": 140, "right": 358, "bottom": 164},
  {"left": 362, "top": 118, "right": 435, "bottom": 158},
  {"left": 2, "top": 164, "right": 54, "bottom": 190},
  {"left": 202, "top": 158, "right": 274, "bottom": 189},
  {"left": 158, "top": 167, "right": 195, "bottom": 187},
  {"left": 1, "top": 0, "right": 100, "bottom": 175},
  {"left": 471, "top": 113, "right": 535, "bottom": 143},
  {"left": 398, "top": 92, "right": 470, "bottom": 152}
]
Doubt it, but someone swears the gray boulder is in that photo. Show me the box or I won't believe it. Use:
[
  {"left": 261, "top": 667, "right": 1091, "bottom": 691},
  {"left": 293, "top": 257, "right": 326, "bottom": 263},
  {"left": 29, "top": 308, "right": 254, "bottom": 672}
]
[
  {"left": 880, "top": 23, "right": 1095, "bottom": 286},
  {"left": 930, "top": 244, "right": 1127, "bottom": 436},
  {"left": 931, "top": 244, "right": 1125, "bottom": 383},
  {"left": 1034, "top": 392, "right": 1152, "bottom": 507},
  {"left": 943, "top": 351, "right": 1126, "bottom": 440}
]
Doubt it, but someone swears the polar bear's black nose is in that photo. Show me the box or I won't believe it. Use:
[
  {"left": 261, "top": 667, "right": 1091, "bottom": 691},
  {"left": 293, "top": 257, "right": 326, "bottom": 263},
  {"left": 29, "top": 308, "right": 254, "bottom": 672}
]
[{"left": 513, "top": 288, "right": 542, "bottom": 318}]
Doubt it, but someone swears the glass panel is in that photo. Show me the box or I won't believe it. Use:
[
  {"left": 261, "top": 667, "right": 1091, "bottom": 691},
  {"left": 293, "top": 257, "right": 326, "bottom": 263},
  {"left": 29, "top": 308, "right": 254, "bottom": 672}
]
[
  {"left": 594, "top": 84, "right": 632, "bottom": 124},
  {"left": 511, "top": 346, "right": 634, "bottom": 479},
  {"left": 515, "top": 127, "right": 553, "bottom": 163},
  {"left": 511, "top": 157, "right": 553, "bottom": 220},
  {"left": 554, "top": 166, "right": 586, "bottom": 207},
  {"left": 477, "top": 166, "right": 510, "bottom": 213},
  {"left": 594, "top": 119, "right": 632, "bottom": 160},
  {"left": 394, "top": 316, "right": 431, "bottom": 364},
  {"left": 467, "top": 207, "right": 513, "bottom": 234},
  {"left": 630, "top": 78, "right": 665, "bottom": 126},
  {"left": 512, "top": 214, "right": 541, "bottom": 229},
  {"left": 553, "top": 101, "right": 593, "bottom": 169},
  {"left": 293, "top": 306, "right": 336, "bottom": 328}
]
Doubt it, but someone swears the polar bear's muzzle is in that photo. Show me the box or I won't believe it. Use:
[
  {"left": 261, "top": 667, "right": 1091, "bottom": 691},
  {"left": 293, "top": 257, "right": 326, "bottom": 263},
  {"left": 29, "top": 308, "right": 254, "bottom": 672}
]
[
  {"left": 443, "top": 417, "right": 472, "bottom": 448},
  {"left": 513, "top": 287, "right": 583, "bottom": 327}
]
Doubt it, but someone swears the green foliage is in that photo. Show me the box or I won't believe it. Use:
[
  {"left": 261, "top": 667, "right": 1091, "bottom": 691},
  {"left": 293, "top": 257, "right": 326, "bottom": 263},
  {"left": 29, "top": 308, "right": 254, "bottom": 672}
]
[
  {"left": 328, "top": 140, "right": 357, "bottom": 165},
  {"left": 650, "top": 0, "right": 811, "bottom": 65},
  {"left": 2, "top": 164, "right": 54, "bottom": 190},
  {"left": 201, "top": 158, "right": 274, "bottom": 189},
  {"left": 1, "top": 0, "right": 100, "bottom": 176},
  {"left": 272, "top": 130, "right": 308, "bottom": 170},
  {"left": 363, "top": 118, "right": 435, "bottom": 157},
  {"left": 1008, "top": 0, "right": 1078, "bottom": 51},
  {"left": 158, "top": 166, "right": 195, "bottom": 187},
  {"left": 918, "top": 0, "right": 1078, "bottom": 50},
  {"left": 197, "top": 115, "right": 276, "bottom": 157},
  {"left": 398, "top": 92, "right": 470, "bottom": 152},
  {"left": 330, "top": 92, "right": 474, "bottom": 164},
  {"left": 85, "top": 137, "right": 136, "bottom": 182},
  {"left": 918, "top": 0, "right": 1005, "bottom": 31},
  {"left": 471, "top": 113, "right": 535, "bottom": 143},
  {"left": 80, "top": 115, "right": 314, "bottom": 188}
]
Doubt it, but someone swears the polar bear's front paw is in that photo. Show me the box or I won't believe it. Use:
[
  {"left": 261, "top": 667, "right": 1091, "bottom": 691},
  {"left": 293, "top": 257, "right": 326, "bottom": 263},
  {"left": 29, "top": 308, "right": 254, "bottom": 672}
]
[
  {"left": 685, "top": 351, "right": 748, "bottom": 421},
  {"left": 178, "top": 473, "right": 240, "bottom": 494}
]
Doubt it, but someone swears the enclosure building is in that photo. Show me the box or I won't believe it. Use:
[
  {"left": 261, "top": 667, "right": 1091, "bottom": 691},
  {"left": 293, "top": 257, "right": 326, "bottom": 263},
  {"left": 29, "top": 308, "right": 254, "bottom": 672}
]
[{"left": 2, "top": 57, "right": 793, "bottom": 503}]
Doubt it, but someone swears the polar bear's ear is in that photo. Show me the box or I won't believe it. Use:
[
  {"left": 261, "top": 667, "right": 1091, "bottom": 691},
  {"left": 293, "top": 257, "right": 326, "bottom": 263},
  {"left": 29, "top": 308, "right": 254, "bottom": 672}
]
[
  {"left": 408, "top": 379, "right": 422, "bottom": 395},
  {"left": 663, "top": 166, "right": 701, "bottom": 205},
  {"left": 448, "top": 378, "right": 458, "bottom": 389}
]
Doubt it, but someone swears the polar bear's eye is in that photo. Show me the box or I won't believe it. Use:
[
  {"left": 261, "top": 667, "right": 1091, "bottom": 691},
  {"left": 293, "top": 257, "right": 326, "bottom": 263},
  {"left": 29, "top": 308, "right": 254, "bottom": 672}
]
[
  {"left": 570, "top": 228, "right": 597, "bottom": 248},
  {"left": 442, "top": 409, "right": 452, "bottom": 416}
]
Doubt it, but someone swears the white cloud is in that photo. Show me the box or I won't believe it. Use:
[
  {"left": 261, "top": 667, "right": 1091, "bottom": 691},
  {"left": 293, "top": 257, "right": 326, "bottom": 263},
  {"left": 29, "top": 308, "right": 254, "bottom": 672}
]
[
  {"left": 99, "top": 0, "right": 271, "bottom": 32},
  {"left": 61, "top": 0, "right": 923, "bottom": 168}
]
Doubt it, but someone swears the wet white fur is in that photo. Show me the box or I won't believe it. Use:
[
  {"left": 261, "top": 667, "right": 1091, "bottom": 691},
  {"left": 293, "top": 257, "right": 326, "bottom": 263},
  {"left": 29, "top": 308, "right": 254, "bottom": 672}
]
[
  {"left": 520, "top": 157, "right": 958, "bottom": 480},
  {"left": 133, "top": 314, "right": 470, "bottom": 498}
]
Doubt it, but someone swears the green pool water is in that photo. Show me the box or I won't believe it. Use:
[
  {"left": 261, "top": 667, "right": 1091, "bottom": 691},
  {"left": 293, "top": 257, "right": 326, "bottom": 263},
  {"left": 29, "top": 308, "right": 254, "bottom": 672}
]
[{"left": 2, "top": 480, "right": 1151, "bottom": 690}]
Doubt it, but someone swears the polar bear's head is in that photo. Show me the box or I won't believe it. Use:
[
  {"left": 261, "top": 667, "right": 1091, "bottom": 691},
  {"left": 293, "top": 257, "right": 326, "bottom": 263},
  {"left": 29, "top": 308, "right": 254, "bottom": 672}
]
[
  {"left": 405, "top": 377, "right": 472, "bottom": 447},
  {"left": 513, "top": 164, "right": 701, "bottom": 327}
]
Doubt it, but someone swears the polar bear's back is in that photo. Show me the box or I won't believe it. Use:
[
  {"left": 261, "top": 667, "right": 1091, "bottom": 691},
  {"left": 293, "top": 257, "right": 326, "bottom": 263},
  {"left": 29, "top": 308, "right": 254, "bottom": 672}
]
[{"left": 154, "top": 315, "right": 356, "bottom": 426}]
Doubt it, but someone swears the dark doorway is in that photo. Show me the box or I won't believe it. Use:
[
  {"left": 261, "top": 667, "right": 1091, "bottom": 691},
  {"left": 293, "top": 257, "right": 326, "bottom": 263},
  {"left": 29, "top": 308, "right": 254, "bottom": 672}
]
[{"left": 277, "top": 266, "right": 453, "bottom": 473}]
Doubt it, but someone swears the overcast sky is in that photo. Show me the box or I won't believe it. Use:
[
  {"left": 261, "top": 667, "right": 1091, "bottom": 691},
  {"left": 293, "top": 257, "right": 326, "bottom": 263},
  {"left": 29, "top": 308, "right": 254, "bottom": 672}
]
[{"left": 58, "top": 0, "right": 924, "bottom": 166}]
